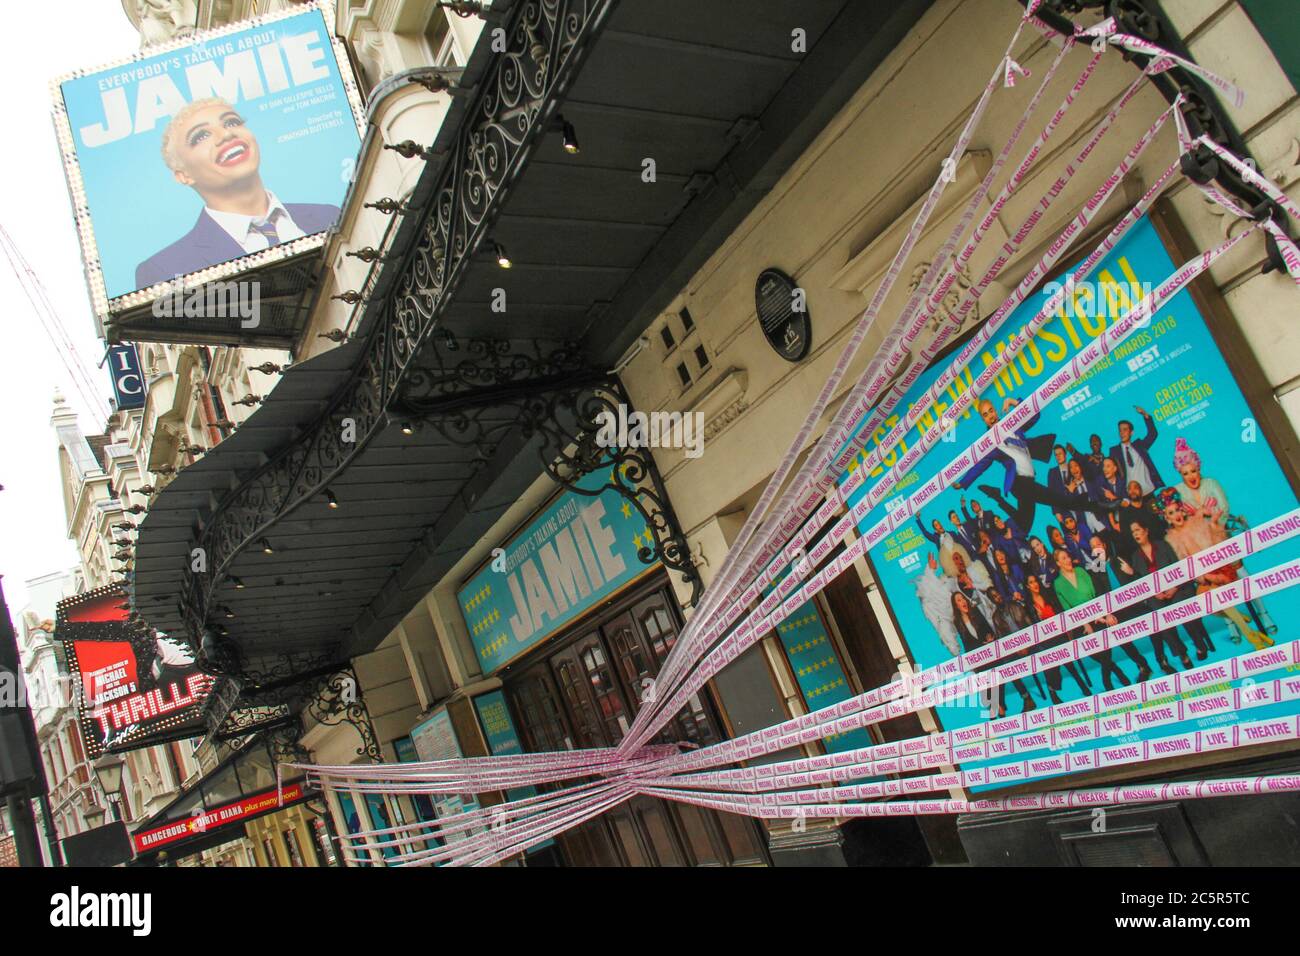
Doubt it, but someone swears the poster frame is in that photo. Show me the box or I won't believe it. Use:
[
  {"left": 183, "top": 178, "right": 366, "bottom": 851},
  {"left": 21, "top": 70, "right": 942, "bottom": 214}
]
[
  {"left": 854, "top": 197, "right": 1300, "bottom": 796},
  {"left": 49, "top": 0, "right": 366, "bottom": 328}
]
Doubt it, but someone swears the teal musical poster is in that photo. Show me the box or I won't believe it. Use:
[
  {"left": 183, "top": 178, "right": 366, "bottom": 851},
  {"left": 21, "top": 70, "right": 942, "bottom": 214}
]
[
  {"left": 459, "top": 466, "right": 659, "bottom": 674},
  {"left": 840, "top": 216, "right": 1300, "bottom": 790}
]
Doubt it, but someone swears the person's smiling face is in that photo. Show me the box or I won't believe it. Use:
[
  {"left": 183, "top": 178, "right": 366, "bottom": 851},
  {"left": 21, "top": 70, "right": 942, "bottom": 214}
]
[{"left": 171, "top": 103, "right": 260, "bottom": 193}]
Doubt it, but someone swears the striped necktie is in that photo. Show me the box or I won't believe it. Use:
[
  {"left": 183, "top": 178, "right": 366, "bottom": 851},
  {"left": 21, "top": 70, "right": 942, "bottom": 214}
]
[{"left": 250, "top": 210, "right": 282, "bottom": 247}]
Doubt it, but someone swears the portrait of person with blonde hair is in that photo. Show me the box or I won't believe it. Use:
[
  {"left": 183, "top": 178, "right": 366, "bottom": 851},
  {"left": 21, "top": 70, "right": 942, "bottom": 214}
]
[{"left": 135, "top": 97, "right": 340, "bottom": 288}]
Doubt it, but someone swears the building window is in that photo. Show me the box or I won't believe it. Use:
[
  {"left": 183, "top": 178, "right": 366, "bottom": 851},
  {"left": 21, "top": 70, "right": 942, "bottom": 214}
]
[
  {"left": 676, "top": 362, "right": 692, "bottom": 388},
  {"left": 208, "top": 385, "right": 232, "bottom": 439},
  {"left": 680, "top": 307, "right": 694, "bottom": 333},
  {"left": 424, "top": 12, "right": 458, "bottom": 66},
  {"left": 694, "top": 344, "right": 710, "bottom": 371},
  {"left": 660, "top": 326, "right": 675, "bottom": 351}
]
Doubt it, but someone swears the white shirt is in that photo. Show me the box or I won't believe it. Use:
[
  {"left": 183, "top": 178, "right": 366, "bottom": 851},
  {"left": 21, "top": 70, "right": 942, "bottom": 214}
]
[
  {"left": 205, "top": 191, "right": 306, "bottom": 253},
  {"left": 1119, "top": 440, "right": 1155, "bottom": 494},
  {"left": 1000, "top": 434, "right": 1036, "bottom": 478}
]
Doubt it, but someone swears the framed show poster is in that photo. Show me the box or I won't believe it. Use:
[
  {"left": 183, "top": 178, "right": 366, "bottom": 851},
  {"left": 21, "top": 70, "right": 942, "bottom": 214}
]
[{"left": 839, "top": 206, "right": 1300, "bottom": 793}]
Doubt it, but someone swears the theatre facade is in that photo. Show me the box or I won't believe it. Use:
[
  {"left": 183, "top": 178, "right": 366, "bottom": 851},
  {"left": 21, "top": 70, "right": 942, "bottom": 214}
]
[{"left": 117, "top": 0, "right": 1300, "bottom": 866}]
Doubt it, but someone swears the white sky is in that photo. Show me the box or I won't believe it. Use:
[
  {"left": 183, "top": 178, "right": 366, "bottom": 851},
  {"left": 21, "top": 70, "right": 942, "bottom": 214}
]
[{"left": 0, "top": 4, "right": 141, "bottom": 614}]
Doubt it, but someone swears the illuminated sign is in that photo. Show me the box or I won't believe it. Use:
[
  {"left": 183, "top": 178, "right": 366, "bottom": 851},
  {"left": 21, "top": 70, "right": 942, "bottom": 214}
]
[
  {"left": 57, "top": 587, "right": 214, "bottom": 758},
  {"left": 457, "top": 467, "right": 661, "bottom": 674}
]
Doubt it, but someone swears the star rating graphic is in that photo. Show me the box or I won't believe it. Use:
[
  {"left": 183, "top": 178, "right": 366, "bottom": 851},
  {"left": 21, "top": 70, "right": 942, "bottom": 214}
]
[
  {"left": 777, "top": 613, "right": 819, "bottom": 634},
  {"left": 463, "top": 582, "right": 493, "bottom": 614},
  {"left": 796, "top": 656, "right": 837, "bottom": 677},
  {"left": 471, "top": 608, "right": 502, "bottom": 635},
  {"left": 478, "top": 633, "right": 509, "bottom": 658},
  {"left": 806, "top": 677, "right": 846, "bottom": 699}
]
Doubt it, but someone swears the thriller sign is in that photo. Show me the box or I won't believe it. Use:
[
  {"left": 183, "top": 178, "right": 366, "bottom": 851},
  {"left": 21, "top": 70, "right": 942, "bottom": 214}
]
[{"left": 57, "top": 587, "right": 214, "bottom": 758}]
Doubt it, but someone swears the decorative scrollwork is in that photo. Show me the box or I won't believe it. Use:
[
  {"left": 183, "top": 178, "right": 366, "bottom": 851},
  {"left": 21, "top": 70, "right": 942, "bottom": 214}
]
[
  {"left": 267, "top": 720, "right": 313, "bottom": 767},
  {"left": 212, "top": 703, "right": 295, "bottom": 743},
  {"left": 144, "top": 0, "right": 617, "bottom": 724},
  {"left": 306, "top": 668, "right": 381, "bottom": 763},
  {"left": 398, "top": 372, "right": 705, "bottom": 606},
  {"left": 531, "top": 379, "right": 705, "bottom": 607}
]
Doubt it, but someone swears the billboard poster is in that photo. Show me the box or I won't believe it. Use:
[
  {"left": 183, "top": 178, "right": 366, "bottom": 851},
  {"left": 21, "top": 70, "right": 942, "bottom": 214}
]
[
  {"left": 840, "top": 215, "right": 1300, "bottom": 791},
  {"left": 51, "top": 2, "right": 364, "bottom": 316},
  {"left": 410, "top": 708, "right": 482, "bottom": 852},
  {"left": 774, "top": 601, "right": 873, "bottom": 756},
  {"left": 458, "top": 466, "right": 661, "bottom": 675},
  {"left": 57, "top": 587, "right": 215, "bottom": 758},
  {"left": 474, "top": 690, "right": 555, "bottom": 851}
]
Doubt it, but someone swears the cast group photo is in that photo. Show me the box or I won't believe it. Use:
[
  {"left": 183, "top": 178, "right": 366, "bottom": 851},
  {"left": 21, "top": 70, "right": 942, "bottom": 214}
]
[{"left": 909, "top": 393, "right": 1277, "bottom": 718}]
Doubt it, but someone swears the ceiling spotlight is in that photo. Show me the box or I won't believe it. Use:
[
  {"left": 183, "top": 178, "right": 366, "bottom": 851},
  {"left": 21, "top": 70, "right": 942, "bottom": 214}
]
[
  {"left": 231, "top": 576, "right": 246, "bottom": 589},
  {"left": 493, "top": 242, "right": 512, "bottom": 269},
  {"left": 400, "top": 421, "right": 415, "bottom": 436},
  {"left": 223, "top": 606, "right": 235, "bottom": 619},
  {"left": 325, "top": 488, "right": 339, "bottom": 509},
  {"left": 260, "top": 538, "right": 275, "bottom": 555},
  {"left": 559, "top": 115, "right": 580, "bottom": 154}
]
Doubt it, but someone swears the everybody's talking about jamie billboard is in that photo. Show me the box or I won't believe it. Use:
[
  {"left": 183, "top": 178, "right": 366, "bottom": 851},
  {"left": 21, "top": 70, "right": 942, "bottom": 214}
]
[
  {"left": 51, "top": 3, "right": 363, "bottom": 317},
  {"left": 842, "top": 215, "right": 1300, "bottom": 791}
]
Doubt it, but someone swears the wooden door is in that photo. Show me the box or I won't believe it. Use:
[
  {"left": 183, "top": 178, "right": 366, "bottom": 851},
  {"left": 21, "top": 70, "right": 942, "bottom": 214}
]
[
  {"left": 509, "top": 662, "right": 620, "bottom": 867},
  {"left": 504, "top": 582, "right": 770, "bottom": 866},
  {"left": 605, "top": 590, "right": 769, "bottom": 866}
]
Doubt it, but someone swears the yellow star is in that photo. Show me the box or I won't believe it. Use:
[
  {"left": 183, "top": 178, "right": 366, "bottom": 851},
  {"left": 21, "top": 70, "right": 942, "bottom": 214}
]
[{"left": 620, "top": 501, "right": 633, "bottom": 519}]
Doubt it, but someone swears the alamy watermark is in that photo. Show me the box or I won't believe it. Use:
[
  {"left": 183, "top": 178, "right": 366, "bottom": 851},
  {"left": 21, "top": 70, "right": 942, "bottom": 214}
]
[
  {"left": 594, "top": 404, "right": 705, "bottom": 458},
  {"left": 1040, "top": 276, "right": 1156, "bottom": 326},
  {"left": 151, "top": 275, "right": 261, "bottom": 329}
]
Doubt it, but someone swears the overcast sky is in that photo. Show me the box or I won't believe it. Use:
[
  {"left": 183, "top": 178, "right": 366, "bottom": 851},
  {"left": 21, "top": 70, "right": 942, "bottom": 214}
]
[{"left": 0, "top": 4, "right": 140, "bottom": 615}]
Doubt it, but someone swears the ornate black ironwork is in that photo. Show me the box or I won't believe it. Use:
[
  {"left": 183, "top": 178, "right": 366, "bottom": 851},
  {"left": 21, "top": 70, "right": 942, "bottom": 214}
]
[
  {"left": 395, "top": 367, "right": 705, "bottom": 606},
  {"left": 1025, "top": 0, "right": 1295, "bottom": 264},
  {"left": 266, "top": 719, "right": 313, "bottom": 767},
  {"left": 530, "top": 377, "right": 705, "bottom": 607},
  {"left": 239, "top": 650, "right": 346, "bottom": 692},
  {"left": 212, "top": 703, "right": 295, "bottom": 743},
  {"left": 396, "top": 335, "right": 591, "bottom": 407},
  {"left": 147, "top": 1, "right": 616, "bottom": 698},
  {"left": 306, "top": 668, "right": 381, "bottom": 762},
  {"left": 364, "top": 198, "right": 409, "bottom": 216},
  {"left": 384, "top": 139, "right": 435, "bottom": 161}
]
